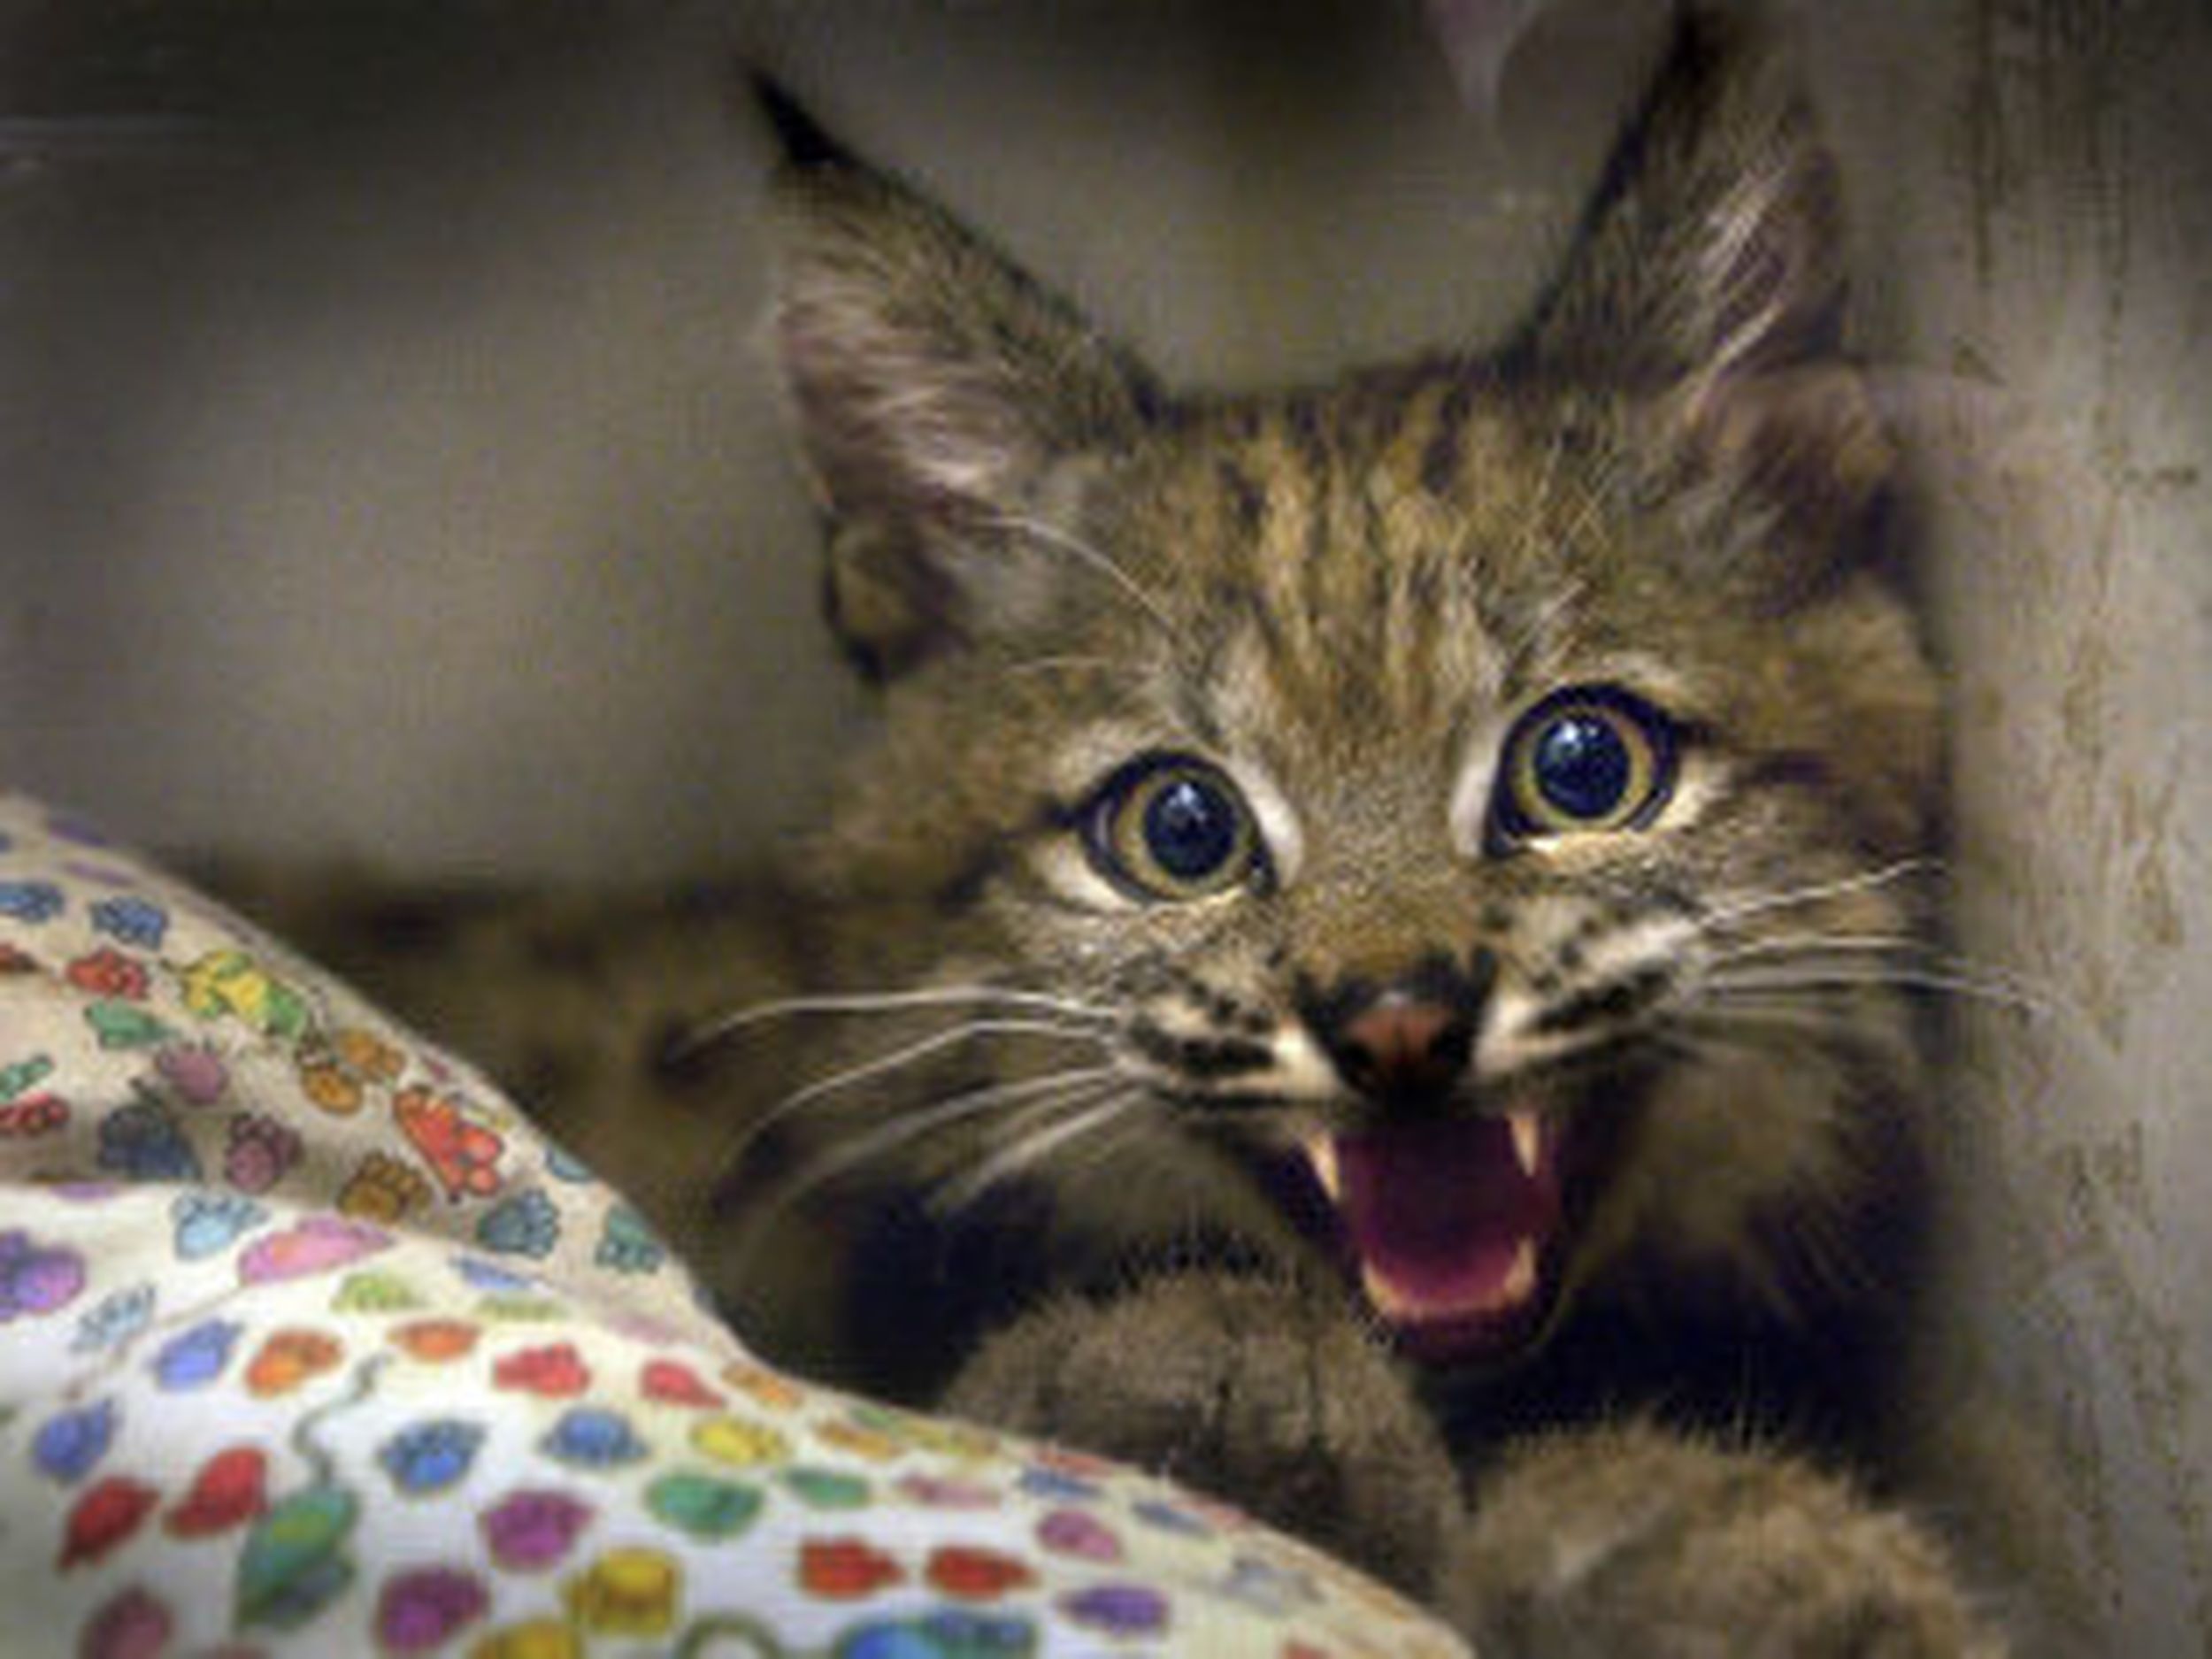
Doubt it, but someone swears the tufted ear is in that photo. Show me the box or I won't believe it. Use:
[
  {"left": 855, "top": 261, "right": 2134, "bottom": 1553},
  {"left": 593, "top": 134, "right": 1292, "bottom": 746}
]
[
  {"left": 752, "top": 78, "right": 1162, "bottom": 680},
  {"left": 1513, "top": 5, "right": 1891, "bottom": 572}
]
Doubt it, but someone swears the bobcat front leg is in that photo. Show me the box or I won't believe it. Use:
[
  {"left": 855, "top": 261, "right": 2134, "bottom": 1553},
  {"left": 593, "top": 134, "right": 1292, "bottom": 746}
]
[
  {"left": 1441, "top": 1422, "right": 2006, "bottom": 1657},
  {"left": 941, "top": 1271, "right": 1465, "bottom": 1597}
]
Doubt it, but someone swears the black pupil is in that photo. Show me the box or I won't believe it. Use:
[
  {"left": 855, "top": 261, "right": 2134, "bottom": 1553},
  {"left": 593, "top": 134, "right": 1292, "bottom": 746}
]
[
  {"left": 1142, "top": 776, "right": 1241, "bottom": 880},
  {"left": 1532, "top": 712, "right": 1632, "bottom": 819}
]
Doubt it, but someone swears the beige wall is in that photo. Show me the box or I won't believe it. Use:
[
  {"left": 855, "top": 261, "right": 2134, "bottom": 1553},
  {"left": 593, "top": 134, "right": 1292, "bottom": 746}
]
[
  {"left": 1, "top": 0, "right": 1646, "bottom": 877},
  {"left": 1860, "top": 5, "right": 2212, "bottom": 1651},
  {"left": 6, "top": 2, "right": 2210, "bottom": 1649}
]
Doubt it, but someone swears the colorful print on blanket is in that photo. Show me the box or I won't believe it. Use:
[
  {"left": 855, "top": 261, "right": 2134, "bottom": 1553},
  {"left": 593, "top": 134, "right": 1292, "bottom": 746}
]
[{"left": 0, "top": 796, "right": 1467, "bottom": 1658}]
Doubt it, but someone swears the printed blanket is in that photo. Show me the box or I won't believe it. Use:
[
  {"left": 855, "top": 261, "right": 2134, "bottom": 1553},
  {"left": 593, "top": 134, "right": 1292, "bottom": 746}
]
[{"left": 0, "top": 794, "right": 1466, "bottom": 1658}]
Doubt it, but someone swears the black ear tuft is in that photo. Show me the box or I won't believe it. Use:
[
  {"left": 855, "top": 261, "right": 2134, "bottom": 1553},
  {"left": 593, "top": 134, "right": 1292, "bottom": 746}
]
[
  {"left": 750, "top": 69, "right": 1162, "bottom": 681},
  {"left": 1509, "top": 4, "right": 1891, "bottom": 579},
  {"left": 1514, "top": 1, "right": 1844, "bottom": 388},
  {"left": 745, "top": 72, "right": 853, "bottom": 172}
]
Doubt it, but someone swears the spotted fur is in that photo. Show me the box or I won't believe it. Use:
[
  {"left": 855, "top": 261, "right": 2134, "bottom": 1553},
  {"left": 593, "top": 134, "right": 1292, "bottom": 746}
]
[{"left": 234, "top": 9, "right": 2007, "bottom": 1650}]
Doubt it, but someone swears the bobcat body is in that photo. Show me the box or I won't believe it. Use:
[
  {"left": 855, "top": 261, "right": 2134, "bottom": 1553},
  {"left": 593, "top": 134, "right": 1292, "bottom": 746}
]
[{"left": 243, "top": 10, "right": 2006, "bottom": 1652}]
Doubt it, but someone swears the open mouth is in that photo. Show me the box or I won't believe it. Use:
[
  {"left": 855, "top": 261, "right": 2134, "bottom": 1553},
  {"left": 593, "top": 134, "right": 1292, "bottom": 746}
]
[{"left": 1302, "top": 1110, "right": 1563, "bottom": 1365}]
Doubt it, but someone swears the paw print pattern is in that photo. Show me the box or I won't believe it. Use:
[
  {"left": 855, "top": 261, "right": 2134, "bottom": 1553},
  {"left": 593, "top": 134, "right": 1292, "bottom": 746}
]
[
  {"left": 396, "top": 1087, "right": 507, "bottom": 1201},
  {"left": 232, "top": 1482, "right": 360, "bottom": 1630},
  {"left": 96, "top": 1101, "right": 201, "bottom": 1182},
  {"left": 541, "top": 1408, "right": 648, "bottom": 1469},
  {"left": 0, "top": 795, "right": 1464, "bottom": 1659},
  {"left": 59, "top": 1476, "right": 160, "bottom": 1570},
  {"left": 380, "top": 1420, "right": 487, "bottom": 1495},
  {"left": 0, "top": 1056, "right": 67, "bottom": 1138},
  {"left": 480, "top": 1488, "right": 593, "bottom": 1571},
  {"left": 0, "top": 880, "right": 65, "bottom": 923},
  {"left": 593, "top": 1206, "right": 666, "bottom": 1275},
  {"left": 237, "top": 1217, "right": 391, "bottom": 1286},
  {"left": 223, "top": 1113, "right": 303, "bottom": 1194},
  {"left": 841, "top": 1611, "right": 1039, "bottom": 1659},
  {"left": 0, "top": 1228, "right": 88, "bottom": 1321},
  {"left": 88, "top": 895, "right": 168, "bottom": 950},
  {"left": 542, "top": 1144, "right": 599, "bottom": 1185},
  {"left": 563, "top": 1547, "right": 680, "bottom": 1636},
  {"left": 0, "top": 1055, "right": 56, "bottom": 1100},
  {"left": 43, "top": 810, "right": 112, "bottom": 847},
  {"left": 65, "top": 949, "right": 150, "bottom": 1002},
  {"left": 297, "top": 1027, "right": 405, "bottom": 1117},
  {"left": 1221, "top": 1553, "right": 1323, "bottom": 1615},
  {"left": 333, "top": 1270, "right": 425, "bottom": 1314},
  {"left": 178, "top": 949, "right": 310, "bottom": 1040},
  {"left": 337, "top": 1152, "right": 434, "bottom": 1223},
  {"left": 493, "top": 1341, "right": 592, "bottom": 1397},
  {"left": 84, "top": 1000, "right": 173, "bottom": 1051},
  {"left": 244, "top": 1327, "right": 343, "bottom": 1396},
  {"left": 376, "top": 1567, "right": 490, "bottom": 1652},
  {"left": 164, "top": 1445, "right": 269, "bottom": 1537},
  {"left": 476, "top": 1190, "right": 560, "bottom": 1259},
  {"left": 154, "top": 1044, "right": 229, "bottom": 1108},
  {"left": 646, "top": 1472, "right": 764, "bottom": 1541},
  {"left": 33, "top": 1399, "right": 119, "bottom": 1484},
  {"left": 151, "top": 1318, "right": 242, "bottom": 1391},
  {"left": 0, "top": 1093, "right": 66, "bottom": 1136},
  {"left": 70, "top": 1283, "right": 155, "bottom": 1354},
  {"left": 172, "top": 1193, "right": 269, "bottom": 1261},
  {"left": 451, "top": 1256, "right": 535, "bottom": 1294},
  {"left": 1059, "top": 1583, "right": 1172, "bottom": 1640}
]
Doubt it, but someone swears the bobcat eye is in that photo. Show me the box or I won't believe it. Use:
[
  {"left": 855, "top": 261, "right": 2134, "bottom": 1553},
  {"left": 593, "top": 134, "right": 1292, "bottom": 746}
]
[
  {"left": 1493, "top": 687, "right": 1675, "bottom": 841},
  {"left": 1080, "top": 754, "right": 1263, "bottom": 901}
]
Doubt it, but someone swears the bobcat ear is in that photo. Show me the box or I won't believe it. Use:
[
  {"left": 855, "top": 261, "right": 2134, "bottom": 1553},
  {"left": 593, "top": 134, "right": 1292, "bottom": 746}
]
[
  {"left": 1517, "top": 4, "right": 1841, "bottom": 385},
  {"left": 749, "top": 76, "right": 1162, "bottom": 679},
  {"left": 1515, "top": 6, "right": 1890, "bottom": 564}
]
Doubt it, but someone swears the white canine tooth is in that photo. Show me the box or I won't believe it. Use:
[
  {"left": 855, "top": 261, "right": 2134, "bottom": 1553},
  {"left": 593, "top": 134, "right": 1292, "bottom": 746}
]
[
  {"left": 1305, "top": 1134, "right": 1341, "bottom": 1202},
  {"left": 1509, "top": 1111, "right": 1541, "bottom": 1178},
  {"left": 1360, "top": 1261, "right": 1404, "bottom": 1317},
  {"left": 1504, "top": 1239, "right": 1537, "bottom": 1303}
]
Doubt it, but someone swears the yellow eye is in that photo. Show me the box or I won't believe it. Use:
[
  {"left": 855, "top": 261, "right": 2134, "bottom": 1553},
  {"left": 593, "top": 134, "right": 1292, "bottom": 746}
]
[
  {"left": 1083, "top": 755, "right": 1263, "bottom": 901},
  {"left": 1494, "top": 689, "right": 1675, "bottom": 840}
]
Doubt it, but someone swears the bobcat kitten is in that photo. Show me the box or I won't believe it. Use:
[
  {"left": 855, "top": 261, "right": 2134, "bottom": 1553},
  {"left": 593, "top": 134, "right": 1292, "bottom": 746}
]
[{"left": 259, "top": 6, "right": 2004, "bottom": 1651}]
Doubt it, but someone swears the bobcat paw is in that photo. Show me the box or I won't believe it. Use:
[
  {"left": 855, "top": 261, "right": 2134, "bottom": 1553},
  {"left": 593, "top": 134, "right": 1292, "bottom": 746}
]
[
  {"left": 1441, "top": 1422, "right": 2006, "bottom": 1657},
  {"left": 941, "top": 1271, "right": 1463, "bottom": 1595}
]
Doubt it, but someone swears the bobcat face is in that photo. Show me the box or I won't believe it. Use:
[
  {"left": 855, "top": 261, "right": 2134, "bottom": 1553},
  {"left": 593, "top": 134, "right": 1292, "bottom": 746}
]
[
  {"left": 810, "top": 387, "right": 1932, "bottom": 1369},
  {"left": 749, "top": 17, "right": 1939, "bottom": 1377}
]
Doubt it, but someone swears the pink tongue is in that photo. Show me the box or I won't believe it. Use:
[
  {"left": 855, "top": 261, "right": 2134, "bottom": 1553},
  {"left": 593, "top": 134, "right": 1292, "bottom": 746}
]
[{"left": 1334, "top": 1118, "right": 1555, "bottom": 1320}]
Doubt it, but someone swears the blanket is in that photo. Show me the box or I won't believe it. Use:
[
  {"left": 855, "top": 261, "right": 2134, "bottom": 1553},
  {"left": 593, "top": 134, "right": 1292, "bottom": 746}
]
[{"left": 0, "top": 795, "right": 1465, "bottom": 1657}]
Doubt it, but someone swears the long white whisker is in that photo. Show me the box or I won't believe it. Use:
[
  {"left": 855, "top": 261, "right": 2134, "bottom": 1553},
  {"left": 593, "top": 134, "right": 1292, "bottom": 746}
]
[
  {"left": 983, "top": 511, "right": 1187, "bottom": 649},
  {"left": 1700, "top": 858, "right": 1940, "bottom": 930},
  {"left": 1706, "top": 931, "right": 1930, "bottom": 964},
  {"left": 1705, "top": 933, "right": 2062, "bottom": 1002},
  {"left": 933, "top": 1086, "right": 1139, "bottom": 1213},
  {"left": 680, "top": 984, "right": 1118, "bottom": 1052},
  {"left": 1704, "top": 966, "right": 2054, "bottom": 1019},
  {"left": 756, "top": 1018, "right": 1111, "bottom": 1135},
  {"left": 754, "top": 1064, "right": 1126, "bottom": 1203},
  {"left": 718, "top": 1066, "right": 1130, "bottom": 1277},
  {"left": 1000, "top": 652, "right": 1120, "bottom": 679}
]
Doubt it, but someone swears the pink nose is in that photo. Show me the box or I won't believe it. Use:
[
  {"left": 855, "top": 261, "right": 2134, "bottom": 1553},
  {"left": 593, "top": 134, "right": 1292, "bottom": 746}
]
[{"left": 1332, "top": 995, "right": 1471, "bottom": 1103}]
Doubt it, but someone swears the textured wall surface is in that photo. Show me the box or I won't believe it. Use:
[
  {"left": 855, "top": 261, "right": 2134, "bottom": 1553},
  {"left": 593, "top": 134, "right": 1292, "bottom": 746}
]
[
  {"left": 3, "top": 8, "right": 859, "bottom": 875},
  {"left": 1876, "top": 4, "right": 2212, "bottom": 1650},
  {"left": 5, "top": 3, "right": 2209, "bottom": 1651},
  {"left": 0, "top": 1, "right": 1637, "bottom": 877}
]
